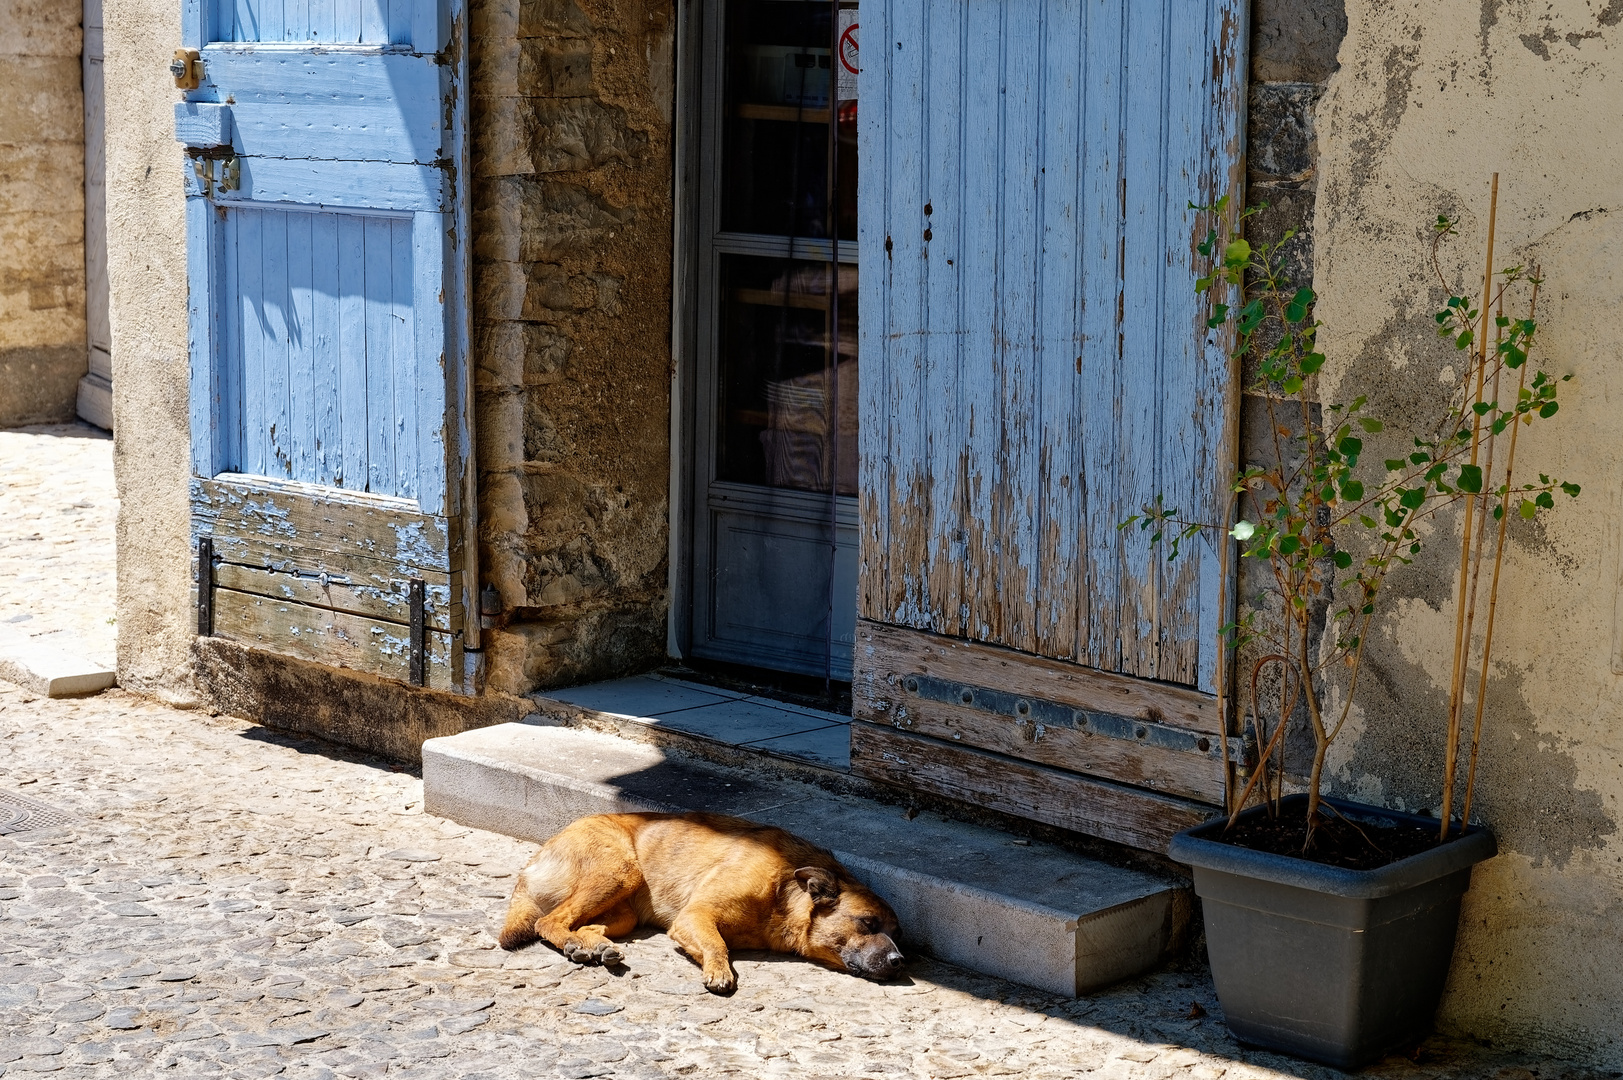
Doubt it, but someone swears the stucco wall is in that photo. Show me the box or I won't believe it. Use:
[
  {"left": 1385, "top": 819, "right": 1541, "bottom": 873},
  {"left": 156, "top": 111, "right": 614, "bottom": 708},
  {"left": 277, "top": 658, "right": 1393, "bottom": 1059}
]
[
  {"left": 103, "top": 0, "right": 196, "bottom": 702},
  {"left": 1313, "top": 0, "right": 1623, "bottom": 1062},
  {"left": 471, "top": 0, "right": 675, "bottom": 695},
  {"left": 0, "top": 0, "right": 87, "bottom": 428}
]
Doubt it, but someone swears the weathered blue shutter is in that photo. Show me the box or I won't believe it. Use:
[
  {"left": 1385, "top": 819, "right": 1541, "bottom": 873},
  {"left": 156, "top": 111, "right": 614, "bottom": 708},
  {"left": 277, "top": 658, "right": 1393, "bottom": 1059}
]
[
  {"left": 179, "top": 0, "right": 473, "bottom": 690},
  {"left": 858, "top": 0, "right": 1245, "bottom": 694}
]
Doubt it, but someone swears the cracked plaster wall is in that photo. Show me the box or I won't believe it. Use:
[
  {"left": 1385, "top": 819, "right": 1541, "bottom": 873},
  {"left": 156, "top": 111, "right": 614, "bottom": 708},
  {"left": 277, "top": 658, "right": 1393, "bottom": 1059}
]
[
  {"left": 0, "top": 0, "right": 87, "bottom": 428},
  {"left": 470, "top": 0, "right": 676, "bottom": 696},
  {"left": 1312, "top": 0, "right": 1623, "bottom": 1062}
]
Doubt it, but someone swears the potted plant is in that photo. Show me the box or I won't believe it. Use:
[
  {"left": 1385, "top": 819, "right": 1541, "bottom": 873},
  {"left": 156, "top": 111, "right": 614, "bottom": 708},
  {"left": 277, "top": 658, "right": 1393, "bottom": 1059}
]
[{"left": 1125, "top": 178, "right": 1579, "bottom": 1068}]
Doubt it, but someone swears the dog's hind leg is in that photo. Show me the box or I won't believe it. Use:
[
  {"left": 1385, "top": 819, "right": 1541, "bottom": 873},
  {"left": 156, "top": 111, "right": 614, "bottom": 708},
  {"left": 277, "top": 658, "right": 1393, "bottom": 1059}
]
[
  {"left": 667, "top": 909, "right": 736, "bottom": 994},
  {"left": 568, "top": 900, "right": 639, "bottom": 966},
  {"left": 499, "top": 888, "right": 546, "bottom": 951}
]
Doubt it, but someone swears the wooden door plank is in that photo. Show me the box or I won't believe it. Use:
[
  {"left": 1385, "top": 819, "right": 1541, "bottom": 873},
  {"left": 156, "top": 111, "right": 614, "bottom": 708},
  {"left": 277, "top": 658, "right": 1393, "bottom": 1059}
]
[
  {"left": 994, "top": 0, "right": 1041, "bottom": 657},
  {"left": 187, "top": 196, "right": 220, "bottom": 477},
  {"left": 921, "top": 0, "right": 966, "bottom": 640},
  {"left": 336, "top": 213, "right": 368, "bottom": 490},
  {"left": 854, "top": 619, "right": 1220, "bottom": 733},
  {"left": 192, "top": 475, "right": 457, "bottom": 572},
  {"left": 360, "top": 0, "right": 388, "bottom": 45},
  {"left": 386, "top": 0, "right": 410, "bottom": 46},
  {"left": 849, "top": 723, "right": 1214, "bottom": 852},
  {"left": 1033, "top": 0, "right": 1085, "bottom": 662},
  {"left": 213, "top": 562, "right": 458, "bottom": 632},
  {"left": 311, "top": 210, "right": 341, "bottom": 486},
  {"left": 335, "top": 0, "right": 359, "bottom": 44},
  {"left": 1116, "top": 0, "right": 1169, "bottom": 681},
  {"left": 288, "top": 209, "right": 318, "bottom": 482},
  {"left": 1077, "top": 0, "right": 1126, "bottom": 677},
  {"left": 410, "top": 212, "right": 449, "bottom": 516},
  {"left": 390, "top": 215, "right": 419, "bottom": 502},
  {"left": 856, "top": 0, "right": 890, "bottom": 625},
  {"left": 261, "top": 207, "right": 294, "bottom": 479},
  {"left": 237, "top": 207, "right": 267, "bottom": 476},
  {"left": 363, "top": 215, "right": 396, "bottom": 494},
  {"left": 286, "top": 0, "right": 309, "bottom": 44},
  {"left": 213, "top": 587, "right": 458, "bottom": 691},
  {"left": 861, "top": 690, "right": 1230, "bottom": 804},
  {"left": 957, "top": 0, "right": 1002, "bottom": 645}
]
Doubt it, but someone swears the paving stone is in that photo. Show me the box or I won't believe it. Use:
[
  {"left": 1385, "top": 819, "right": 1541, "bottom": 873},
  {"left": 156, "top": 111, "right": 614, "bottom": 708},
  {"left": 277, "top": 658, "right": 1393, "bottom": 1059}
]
[{"left": 571, "top": 998, "right": 623, "bottom": 1016}]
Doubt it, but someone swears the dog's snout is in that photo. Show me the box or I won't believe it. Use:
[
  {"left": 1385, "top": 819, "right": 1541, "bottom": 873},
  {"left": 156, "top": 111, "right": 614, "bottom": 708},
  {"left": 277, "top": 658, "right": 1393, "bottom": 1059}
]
[{"left": 883, "top": 949, "right": 904, "bottom": 970}]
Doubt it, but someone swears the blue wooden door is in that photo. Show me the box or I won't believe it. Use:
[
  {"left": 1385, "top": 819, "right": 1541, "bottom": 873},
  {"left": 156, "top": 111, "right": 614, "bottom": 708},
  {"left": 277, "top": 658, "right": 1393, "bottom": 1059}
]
[
  {"left": 857, "top": 0, "right": 1246, "bottom": 694},
  {"left": 177, "top": 0, "right": 473, "bottom": 690}
]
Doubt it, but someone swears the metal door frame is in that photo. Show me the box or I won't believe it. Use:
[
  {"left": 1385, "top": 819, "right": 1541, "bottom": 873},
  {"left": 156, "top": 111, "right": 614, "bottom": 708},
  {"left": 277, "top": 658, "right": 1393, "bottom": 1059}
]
[{"left": 669, "top": 0, "right": 860, "bottom": 678}]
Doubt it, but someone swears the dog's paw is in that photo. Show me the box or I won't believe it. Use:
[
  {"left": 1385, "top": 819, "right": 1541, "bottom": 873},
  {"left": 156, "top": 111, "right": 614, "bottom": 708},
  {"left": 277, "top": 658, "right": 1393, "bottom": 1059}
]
[
  {"left": 594, "top": 942, "right": 624, "bottom": 966},
  {"left": 563, "top": 939, "right": 596, "bottom": 964},
  {"left": 702, "top": 968, "right": 737, "bottom": 995}
]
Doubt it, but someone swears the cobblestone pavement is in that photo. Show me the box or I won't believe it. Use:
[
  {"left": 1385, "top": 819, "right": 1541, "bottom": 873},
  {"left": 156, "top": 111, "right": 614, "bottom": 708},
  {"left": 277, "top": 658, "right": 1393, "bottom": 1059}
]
[
  {"left": 0, "top": 424, "right": 117, "bottom": 667},
  {"left": 0, "top": 684, "right": 1610, "bottom": 1080}
]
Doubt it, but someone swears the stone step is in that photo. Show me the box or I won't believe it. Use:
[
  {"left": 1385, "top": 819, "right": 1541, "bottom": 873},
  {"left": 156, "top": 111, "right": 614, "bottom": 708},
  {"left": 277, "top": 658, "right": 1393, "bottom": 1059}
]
[
  {"left": 0, "top": 631, "right": 116, "bottom": 698},
  {"left": 423, "top": 721, "right": 1191, "bottom": 997}
]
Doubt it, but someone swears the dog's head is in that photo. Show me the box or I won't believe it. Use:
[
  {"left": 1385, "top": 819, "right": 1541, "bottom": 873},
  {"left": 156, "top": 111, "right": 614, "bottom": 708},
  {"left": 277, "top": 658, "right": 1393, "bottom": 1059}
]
[{"left": 792, "top": 866, "right": 905, "bottom": 980}]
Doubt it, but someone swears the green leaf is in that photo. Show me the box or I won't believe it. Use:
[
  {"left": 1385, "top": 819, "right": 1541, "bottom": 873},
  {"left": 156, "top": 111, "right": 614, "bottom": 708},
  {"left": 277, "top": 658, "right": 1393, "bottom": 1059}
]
[
  {"left": 1399, "top": 487, "right": 1426, "bottom": 510},
  {"left": 1457, "top": 464, "right": 1483, "bottom": 494},
  {"left": 1385, "top": 459, "right": 1405, "bottom": 471},
  {"left": 1300, "top": 352, "right": 1326, "bottom": 374},
  {"left": 1237, "top": 298, "right": 1265, "bottom": 335},
  {"left": 1493, "top": 504, "right": 1504, "bottom": 520},
  {"left": 1455, "top": 330, "right": 1474, "bottom": 350},
  {"left": 1338, "top": 436, "right": 1363, "bottom": 457},
  {"left": 1278, "top": 535, "right": 1301, "bottom": 555},
  {"left": 1282, "top": 375, "right": 1304, "bottom": 394},
  {"left": 1411, "top": 452, "right": 1430, "bottom": 465},
  {"left": 1341, "top": 479, "right": 1364, "bottom": 501},
  {"left": 1230, "top": 520, "right": 1256, "bottom": 541},
  {"left": 1357, "top": 417, "right": 1384, "bottom": 432},
  {"left": 1284, "top": 287, "right": 1315, "bottom": 324},
  {"left": 1520, "top": 499, "right": 1538, "bottom": 520},
  {"left": 1333, "top": 551, "right": 1353, "bottom": 569},
  {"left": 1537, "top": 491, "right": 1555, "bottom": 510},
  {"left": 1539, "top": 401, "right": 1560, "bottom": 419},
  {"left": 1223, "top": 239, "right": 1252, "bottom": 268},
  {"left": 1359, "top": 514, "right": 1377, "bottom": 528},
  {"left": 1562, "top": 481, "right": 1582, "bottom": 497}
]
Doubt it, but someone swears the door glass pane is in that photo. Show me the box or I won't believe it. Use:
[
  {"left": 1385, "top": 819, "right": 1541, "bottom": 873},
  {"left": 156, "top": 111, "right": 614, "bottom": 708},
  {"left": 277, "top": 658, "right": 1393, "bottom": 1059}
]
[
  {"left": 722, "top": 0, "right": 838, "bottom": 239},
  {"left": 715, "top": 254, "right": 857, "bottom": 495}
]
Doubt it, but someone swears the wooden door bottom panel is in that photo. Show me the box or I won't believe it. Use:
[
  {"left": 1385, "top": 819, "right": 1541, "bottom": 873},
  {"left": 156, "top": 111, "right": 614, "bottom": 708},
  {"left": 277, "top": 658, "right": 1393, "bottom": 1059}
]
[
  {"left": 854, "top": 620, "right": 1231, "bottom": 804},
  {"left": 213, "top": 587, "right": 458, "bottom": 692},
  {"left": 213, "top": 562, "right": 459, "bottom": 634},
  {"left": 849, "top": 723, "right": 1216, "bottom": 854}
]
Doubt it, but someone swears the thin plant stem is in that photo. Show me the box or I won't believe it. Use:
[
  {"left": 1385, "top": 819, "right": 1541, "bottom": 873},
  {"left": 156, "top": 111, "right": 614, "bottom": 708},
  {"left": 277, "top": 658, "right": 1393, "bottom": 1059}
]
[
  {"left": 1442, "top": 173, "right": 1499, "bottom": 842},
  {"left": 1463, "top": 274, "right": 1542, "bottom": 826},
  {"left": 1227, "top": 655, "right": 1298, "bottom": 830}
]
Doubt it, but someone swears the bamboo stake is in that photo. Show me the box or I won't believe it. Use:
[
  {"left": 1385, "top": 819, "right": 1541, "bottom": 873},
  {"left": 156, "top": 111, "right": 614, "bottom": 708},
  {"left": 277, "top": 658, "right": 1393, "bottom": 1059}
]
[
  {"left": 1463, "top": 273, "right": 1541, "bottom": 826},
  {"left": 1441, "top": 173, "right": 1498, "bottom": 841}
]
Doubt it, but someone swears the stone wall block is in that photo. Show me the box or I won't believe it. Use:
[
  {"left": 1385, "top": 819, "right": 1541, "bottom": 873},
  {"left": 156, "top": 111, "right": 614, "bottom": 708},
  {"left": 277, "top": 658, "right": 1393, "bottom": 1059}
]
[
  {"left": 518, "top": 38, "right": 596, "bottom": 98},
  {"left": 519, "top": 262, "right": 578, "bottom": 317},
  {"left": 517, "top": 0, "right": 592, "bottom": 39},
  {"left": 481, "top": 470, "right": 529, "bottom": 538},
  {"left": 516, "top": 179, "right": 635, "bottom": 261},
  {"left": 472, "top": 260, "right": 528, "bottom": 320},
  {"left": 1249, "top": 0, "right": 1347, "bottom": 83},
  {"left": 476, "top": 389, "right": 526, "bottom": 470},
  {"left": 528, "top": 98, "right": 646, "bottom": 174},
  {"left": 1247, "top": 82, "right": 1321, "bottom": 184},
  {"left": 475, "top": 319, "right": 571, "bottom": 388},
  {"left": 472, "top": 184, "right": 524, "bottom": 261},
  {"left": 471, "top": 96, "right": 533, "bottom": 177}
]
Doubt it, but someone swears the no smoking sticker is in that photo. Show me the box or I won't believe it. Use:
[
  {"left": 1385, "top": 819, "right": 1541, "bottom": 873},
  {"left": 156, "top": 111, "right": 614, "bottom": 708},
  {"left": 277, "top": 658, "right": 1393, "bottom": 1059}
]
[{"left": 837, "top": 8, "right": 859, "bottom": 101}]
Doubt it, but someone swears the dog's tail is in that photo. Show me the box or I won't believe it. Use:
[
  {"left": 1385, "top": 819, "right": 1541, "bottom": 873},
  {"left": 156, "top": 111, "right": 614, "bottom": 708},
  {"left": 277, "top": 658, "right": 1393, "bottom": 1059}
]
[
  {"left": 499, "top": 848, "right": 572, "bottom": 950},
  {"left": 499, "top": 888, "right": 544, "bottom": 950}
]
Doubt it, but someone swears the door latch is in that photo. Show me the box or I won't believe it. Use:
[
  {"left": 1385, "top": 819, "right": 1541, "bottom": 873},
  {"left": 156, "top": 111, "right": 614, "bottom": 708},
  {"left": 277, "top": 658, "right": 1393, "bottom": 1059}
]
[{"left": 170, "top": 48, "right": 201, "bottom": 89}]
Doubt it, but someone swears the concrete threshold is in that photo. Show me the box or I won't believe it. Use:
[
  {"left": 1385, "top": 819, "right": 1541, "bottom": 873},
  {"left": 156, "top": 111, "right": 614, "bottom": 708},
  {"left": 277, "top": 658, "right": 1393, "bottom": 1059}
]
[
  {"left": 0, "top": 630, "right": 116, "bottom": 698},
  {"left": 424, "top": 719, "right": 1191, "bottom": 997}
]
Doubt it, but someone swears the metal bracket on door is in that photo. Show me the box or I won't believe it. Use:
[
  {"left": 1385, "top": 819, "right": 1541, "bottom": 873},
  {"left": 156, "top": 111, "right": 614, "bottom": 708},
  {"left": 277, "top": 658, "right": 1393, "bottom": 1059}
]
[
  {"left": 197, "top": 537, "right": 214, "bottom": 637},
  {"left": 408, "top": 580, "right": 426, "bottom": 687}
]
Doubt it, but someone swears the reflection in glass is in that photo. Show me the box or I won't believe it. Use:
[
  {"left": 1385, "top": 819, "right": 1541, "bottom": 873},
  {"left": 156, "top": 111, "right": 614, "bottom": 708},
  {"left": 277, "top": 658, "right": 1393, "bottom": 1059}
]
[
  {"left": 722, "top": 1, "right": 858, "bottom": 240},
  {"left": 716, "top": 255, "right": 858, "bottom": 495}
]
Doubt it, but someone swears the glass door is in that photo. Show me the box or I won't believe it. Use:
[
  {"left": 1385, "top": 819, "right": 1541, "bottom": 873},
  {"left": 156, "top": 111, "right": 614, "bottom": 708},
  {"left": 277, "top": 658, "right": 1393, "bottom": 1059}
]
[{"left": 690, "top": 0, "right": 859, "bottom": 681}]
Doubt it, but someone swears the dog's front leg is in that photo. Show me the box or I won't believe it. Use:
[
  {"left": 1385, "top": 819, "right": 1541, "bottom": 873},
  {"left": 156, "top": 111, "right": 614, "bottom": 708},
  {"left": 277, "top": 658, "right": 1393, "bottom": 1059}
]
[{"left": 667, "top": 910, "right": 736, "bottom": 994}]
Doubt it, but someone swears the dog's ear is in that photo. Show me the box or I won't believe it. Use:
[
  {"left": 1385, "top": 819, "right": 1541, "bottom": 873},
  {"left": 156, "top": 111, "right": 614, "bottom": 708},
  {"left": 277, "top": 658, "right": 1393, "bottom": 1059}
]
[{"left": 794, "top": 867, "right": 840, "bottom": 907}]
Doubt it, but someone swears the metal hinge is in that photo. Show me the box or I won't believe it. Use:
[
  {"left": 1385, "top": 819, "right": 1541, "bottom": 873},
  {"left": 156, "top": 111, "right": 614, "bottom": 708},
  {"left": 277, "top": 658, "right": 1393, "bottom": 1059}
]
[
  {"left": 196, "top": 537, "right": 214, "bottom": 636},
  {"left": 408, "top": 579, "right": 426, "bottom": 687}
]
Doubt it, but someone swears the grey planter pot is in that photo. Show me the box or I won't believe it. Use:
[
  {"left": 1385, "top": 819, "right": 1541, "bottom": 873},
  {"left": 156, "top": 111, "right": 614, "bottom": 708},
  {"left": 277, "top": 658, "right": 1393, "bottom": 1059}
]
[{"left": 1168, "top": 794, "right": 1497, "bottom": 1069}]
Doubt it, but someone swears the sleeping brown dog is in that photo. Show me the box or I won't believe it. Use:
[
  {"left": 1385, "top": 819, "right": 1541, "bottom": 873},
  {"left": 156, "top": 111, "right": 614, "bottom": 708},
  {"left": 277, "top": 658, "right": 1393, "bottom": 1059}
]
[{"left": 498, "top": 811, "right": 904, "bottom": 993}]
